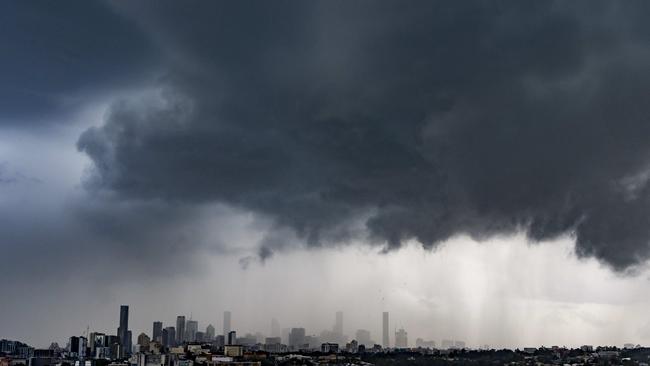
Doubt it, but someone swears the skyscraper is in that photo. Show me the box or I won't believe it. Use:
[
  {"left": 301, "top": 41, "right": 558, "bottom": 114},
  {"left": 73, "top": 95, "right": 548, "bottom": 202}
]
[
  {"left": 395, "top": 328, "right": 408, "bottom": 348},
  {"left": 69, "top": 336, "right": 86, "bottom": 359},
  {"left": 382, "top": 312, "right": 389, "bottom": 348},
  {"left": 271, "top": 318, "right": 281, "bottom": 338},
  {"left": 89, "top": 332, "right": 105, "bottom": 355},
  {"left": 152, "top": 321, "right": 163, "bottom": 343},
  {"left": 186, "top": 320, "right": 198, "bottom": 342},
  {"left": 161, "top": 328, "right": 169, "bottom": 347},
  {"left": 164, "top": 327, "right": 175, "bottom": 347},
  {"left": 334, "top": 311, "right": 343, "bottom": 336},
  {"left": 227, "top": 331, "right": 236, "bottom": 345},
  {"left": 205, "top": 324, "right": 215, "bottom": 341},
  {"left": 117, "top": 305, "right": 129, "bottom": 356},
  {"left": 281, "top": 328, "right": 290, "bottom": 345},
  {"left": 176, "top": 316, "right": 186, "bottom": 344},
  {"left": 289, "top": 328, "right": 306, "bottom": 349},
  {"left": 223, "top": 311, "right": 231, "bottom": 338}
]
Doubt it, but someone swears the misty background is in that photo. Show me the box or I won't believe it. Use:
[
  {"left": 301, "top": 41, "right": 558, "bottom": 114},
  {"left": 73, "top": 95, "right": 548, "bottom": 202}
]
[{"left": 3, "top": 0, "right": 650, "bottom": 350}]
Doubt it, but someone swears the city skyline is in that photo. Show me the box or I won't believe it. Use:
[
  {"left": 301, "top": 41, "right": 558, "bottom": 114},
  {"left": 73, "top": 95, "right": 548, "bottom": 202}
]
[
  {"left": 0, "top": 304, "right": 591, "bottom": 353},
  {"left": 7, "top": 296, "right": 646, "bottom": 352},
  {"left": 3, "top": 303, "right": 646, "bottom": 359}
]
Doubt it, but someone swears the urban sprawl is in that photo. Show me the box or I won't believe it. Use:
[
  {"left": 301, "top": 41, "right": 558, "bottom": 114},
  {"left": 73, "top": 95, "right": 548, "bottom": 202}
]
[{"left": 2, "top": 305, "right": 649, "bottom": 366}]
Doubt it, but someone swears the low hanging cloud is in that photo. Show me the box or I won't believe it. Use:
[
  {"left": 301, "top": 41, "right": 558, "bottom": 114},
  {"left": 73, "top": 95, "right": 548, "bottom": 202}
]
[
  {"left": 77, "top": 2, "right": 650, "bottom": 270},
  {"left": 0, "top": 1, "right": 158, "bottom": 125}
]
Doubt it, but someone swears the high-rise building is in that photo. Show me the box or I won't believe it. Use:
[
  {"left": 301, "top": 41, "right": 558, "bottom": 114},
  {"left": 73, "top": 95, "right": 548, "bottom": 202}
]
[
  {"left": 227, "top": 331, "right": 237, "bottom": 345},
  {"left": 161, "top": 329, "right": 169, "bottom": 347},
  {"left": 271, "top": 318, "right": 281, "bottom": 338},
  {"left": 176, "top": 316, "right": 186, "bottom": 344},
  {"left": 186, "top": 320, "right": 198, "bottom": 342},
  {"left": 334, "top": 311, "right": 343, "bottom": 336},
  {"left": 264, "top": 337, "right": 282, "bottom": 353},
  {"left": 163, "top": 327, "right": 175, "bottom": 347},
  {"left": 104, "top": 335, "right": 120, "bottom": 359},
  {"left": 126, "top": 330, "right": 132, "bottom": 355},
  {"left": 281, "top": 328, "right": 290, "bottom": 345},
  {"left": 117, "top": 305, "right": 129, "bottom": 357},
  {"left": 205, "top": 324, "right": 215, "bottom": 341},
  {"left": 89, "top": 332, "right": 106, "bottom": 355},
  {"left": 137, "top": 333, "right": 151, "bottom": 352},
  {"left": 355, "top": 329, "right": 372, "bottom": 346},
  {"left": 69, "top": 337, "right": 88, "bottom": 359},
  {"left": 152, "top": 321, "right": 163, "bottom": 343},
  {"left": 223, "top": 311, "right": 232, "bottom": 338},
  {"left": 382, "top": 312, "right": 389, "bottom": 348},
  {"left": 395, "top": 328, "right": 408, "bottom": 348},
  {"left": 289, "top": 328, "right": 305, "bottom": 349},
  {"left": 195, "top": 331, "right": 205, "bottom": 342},
  {"left": 214, "top": 335, "right": 225, "bottom": 347}
]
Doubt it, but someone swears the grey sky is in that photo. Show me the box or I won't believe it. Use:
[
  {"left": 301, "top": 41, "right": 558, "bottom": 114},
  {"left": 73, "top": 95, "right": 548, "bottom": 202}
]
[{"left": 3, "top": 0, "right": 650, "bottom": 350}]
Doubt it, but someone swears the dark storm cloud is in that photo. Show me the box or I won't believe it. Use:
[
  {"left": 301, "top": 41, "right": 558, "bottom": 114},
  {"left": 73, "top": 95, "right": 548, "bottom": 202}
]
[
  {"left": 78, "top": 1, "right": 650, "bottom": 270},
  {"left": 0, "top": 0, "right": 157, "bottom": 125}
]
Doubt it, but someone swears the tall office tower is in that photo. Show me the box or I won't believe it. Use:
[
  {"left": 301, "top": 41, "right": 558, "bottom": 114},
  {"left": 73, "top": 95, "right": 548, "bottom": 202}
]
[
  {"left": 205, "top": 324, "right": 215, "bottom": 341},
  {"left": 382, "top": 312, "right": 389, "bottom": 348},
  {"left": 89, "top": 332, "right": 106, "bottom": 356},
  {"left": 105, "top": 335, "right": 119, "bottom": 357},
  {"left": 394, "top": 328, "right": 408, "bottom": 348},
  {"left": 227, "top": 331, "right": 237, "bottom": 345},
  {"left": 117, "top": 305, "right": 129, "bottom": 356},
  {"left": 76, "top": 337, "right": 88, "bottom": 359},
  {"left": 281, "top": 328, "right": 290, "bottom": 345},
  {"left": 164, "top": 327, "right": 176, "bottom": 347},
  {"left": 289, "top": 328, "right": 306, "bottom": 349},
  {"left": 186, "top": 320, "right": 198, "bottom": 342},
  {"left": 161, "top": 328, "right": 169, "bottom": 347},
  {"left": 176, "top": 316, "right": 186, "bottom": 343},
  {"left": 223, "top": 311, "right": 232, "bottom": 338},
  {"left": 334, "top": 311, "right": 343, "bottom": 335},
  {"left": 88, "top": 333, "right": 96, "bottom": 355},
  {"left": 271, "top": 318, "right": 281, "bottom": 338},
  {"left": 105, "top": 335, "right": 120, "bottom": 359},
  {"left": 69, "top": 337, "right": 80, "bottom": 357},
  {"left": 152, "top": 321, "right": 163, "bottom": 343},
  {"left": 88, "top": 332, "right": 98, "bottom": 354}
]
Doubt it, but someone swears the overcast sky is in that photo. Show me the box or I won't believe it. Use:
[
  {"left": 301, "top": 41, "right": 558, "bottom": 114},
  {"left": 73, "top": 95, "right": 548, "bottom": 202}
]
[{"left": 3, "top": 0, "right": 650, "bottom": 350}]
